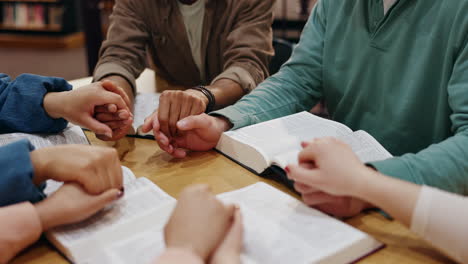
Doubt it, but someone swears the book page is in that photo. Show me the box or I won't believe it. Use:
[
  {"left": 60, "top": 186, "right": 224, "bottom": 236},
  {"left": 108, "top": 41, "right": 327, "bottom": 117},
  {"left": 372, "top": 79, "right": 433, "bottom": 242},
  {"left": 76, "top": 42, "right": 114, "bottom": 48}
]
[
  {"left": 225, "top": 112, "right": 353, "bottom": 164},
  {"left": 133, "top": 92, "right": 160, "bottom": 136},
  {"left": 85, "top": 203, "right": 175, "bottom": 264},
  {"left": 217, "top": 183, "right": 382, "bottom": 264},
  {"left": 271, "top": 126, "right": 393, "bottom": 168},
  {"left": 88, "top": 183, "right": 381, "bottom": 264},
  {"left": 352, "top": 130, "right": 393, "bottom": 162},
  {"left": 0, "top": 125, "right": 88, "bottom": 148},
  {"left": 46, "top": 176, "right": 175, "bottom": 262},
  {"left": 92, "top": 227, "right": 166, "bottom": 264}
]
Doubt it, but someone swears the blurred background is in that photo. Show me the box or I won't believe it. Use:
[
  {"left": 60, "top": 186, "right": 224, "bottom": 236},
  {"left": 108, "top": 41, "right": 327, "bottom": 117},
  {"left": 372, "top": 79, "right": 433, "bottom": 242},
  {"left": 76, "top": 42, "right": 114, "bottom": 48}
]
[{"left": 0, "top": 0, "right": 316, "bottom": 80}]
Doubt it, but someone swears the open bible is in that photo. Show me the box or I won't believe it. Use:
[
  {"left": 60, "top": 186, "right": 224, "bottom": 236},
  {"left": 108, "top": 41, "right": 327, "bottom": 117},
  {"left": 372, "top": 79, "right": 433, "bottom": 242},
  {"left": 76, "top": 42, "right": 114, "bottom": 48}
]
[
  {"left": 0, "top": 125, "right": 89, "bottom": 148},
  {"left": 130, "top": 93, "right": 160, "bottom": 138},
  {"left": 45, "top": 167, "right": 176, "bottom": 263},
  {"left": 216, "top": 112, "right": 392, "bottom": 181},
  {"left": 63, "top": 182, "right": 382, "bottom": 263}
]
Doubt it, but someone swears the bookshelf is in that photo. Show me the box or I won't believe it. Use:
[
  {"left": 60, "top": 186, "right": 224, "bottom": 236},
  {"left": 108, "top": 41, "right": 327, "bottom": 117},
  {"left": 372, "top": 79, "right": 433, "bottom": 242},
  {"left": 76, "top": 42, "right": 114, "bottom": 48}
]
[
  {"left": 0, "top": 0, "right": 82, "bottom": 48},
  {"left": 274, "top": 0, "right": 316, "bottom": 42}
]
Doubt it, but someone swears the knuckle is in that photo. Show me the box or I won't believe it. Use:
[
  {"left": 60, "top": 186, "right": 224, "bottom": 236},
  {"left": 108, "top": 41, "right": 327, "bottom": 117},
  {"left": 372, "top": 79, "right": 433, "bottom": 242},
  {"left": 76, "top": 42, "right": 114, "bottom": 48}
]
[
  {"left": 160, "top": 91, "right": 173, "bottom": 99},
  {"left": 159, "top": 116, "right": 168, "bottom": 123}
]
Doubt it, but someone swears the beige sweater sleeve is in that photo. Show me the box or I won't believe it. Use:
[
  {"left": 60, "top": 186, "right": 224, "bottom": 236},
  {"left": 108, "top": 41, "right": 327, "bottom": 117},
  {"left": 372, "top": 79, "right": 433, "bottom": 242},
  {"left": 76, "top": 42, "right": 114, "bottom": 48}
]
[
  {"left": 411, "top": 186, "right": 468, "bottom": 263},
  {"left": 0, "top": 202, "right": 42, "bottom": 264}
]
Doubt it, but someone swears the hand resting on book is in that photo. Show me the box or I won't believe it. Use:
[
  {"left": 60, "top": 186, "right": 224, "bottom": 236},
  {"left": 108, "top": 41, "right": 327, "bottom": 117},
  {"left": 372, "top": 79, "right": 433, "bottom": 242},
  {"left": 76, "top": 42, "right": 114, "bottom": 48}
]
[
  {"left": 286, "top": 138, "right": 374, "bottom": 218},
  {"left": 157, "top": 185, "right": 242, "bottom": 264}
]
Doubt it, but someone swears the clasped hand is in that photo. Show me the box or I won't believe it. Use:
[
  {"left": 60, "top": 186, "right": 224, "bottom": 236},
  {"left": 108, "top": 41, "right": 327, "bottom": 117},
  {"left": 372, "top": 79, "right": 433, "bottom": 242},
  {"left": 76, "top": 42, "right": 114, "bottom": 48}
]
[{"left": 286, "top": 138, "right": 375, "bottom": 218}]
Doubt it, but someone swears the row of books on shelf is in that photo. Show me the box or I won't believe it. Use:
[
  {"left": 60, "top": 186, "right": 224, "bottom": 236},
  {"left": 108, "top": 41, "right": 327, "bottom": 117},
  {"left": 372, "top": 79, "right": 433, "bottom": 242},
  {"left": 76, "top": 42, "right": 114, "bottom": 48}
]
[{"left": 0, "top": 3, "right": 64, "bottom": 31}]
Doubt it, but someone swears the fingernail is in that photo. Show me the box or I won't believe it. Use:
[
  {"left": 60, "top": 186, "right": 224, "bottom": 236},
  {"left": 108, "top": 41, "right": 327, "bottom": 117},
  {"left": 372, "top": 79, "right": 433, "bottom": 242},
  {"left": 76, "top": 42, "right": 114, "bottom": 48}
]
[
  {"left": 301, "top": 141, "right": 309, "bottom": 148},
  {"left": 160, "top": 138, "right": 168, "bottom": 145},
  {"left": 124, "top": 119, "right": 133, "bottom": 125},
  {"left": 105, "top": 132, "right": 113, "bottom": 138},
  {"left": 116, "top": 191, "right": 124, "bottom": 199},
  {"left": 285, "top": 166, "right": 290, "bottom": 174},
  {"left": 177, "top": 120, "right": 187, "bottom": 129}
]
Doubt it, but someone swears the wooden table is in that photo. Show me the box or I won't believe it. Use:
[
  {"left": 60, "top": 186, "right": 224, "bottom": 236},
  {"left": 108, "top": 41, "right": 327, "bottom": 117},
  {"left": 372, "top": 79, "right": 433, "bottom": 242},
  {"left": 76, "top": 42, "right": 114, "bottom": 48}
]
[{"left": 12, "top": 132, "right": 454, "bottom": 264}]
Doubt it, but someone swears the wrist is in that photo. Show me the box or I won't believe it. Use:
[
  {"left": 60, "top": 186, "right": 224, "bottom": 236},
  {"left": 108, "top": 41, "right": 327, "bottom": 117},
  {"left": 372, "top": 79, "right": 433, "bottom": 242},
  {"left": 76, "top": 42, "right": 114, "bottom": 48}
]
[
  {"left": 214, "top": 116, "right": 233, "bottom": 132},
  {"left": 189, "top": 86, "right": 216, "bottom": 112},
  {"left": 186, "top": 89, "right": 209, "bottom": 107},
  {"left": 30, "top": 149, "right": 48, "bottom": 185},
  {"left": 352, "top": 166, "right": 383, "bottom": 202},
  {"left": 43, "top": 92, "right": 69, "bottom": 119},
  {"left": 34, "top": 200, "right": 57, "bottom": 231}
]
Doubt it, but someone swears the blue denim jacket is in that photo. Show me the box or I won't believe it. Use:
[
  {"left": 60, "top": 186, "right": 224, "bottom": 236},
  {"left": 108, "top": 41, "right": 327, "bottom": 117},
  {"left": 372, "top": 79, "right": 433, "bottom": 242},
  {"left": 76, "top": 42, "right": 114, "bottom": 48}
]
[{"left": 0, "top": 73, "right": 71, "bottom": 206}]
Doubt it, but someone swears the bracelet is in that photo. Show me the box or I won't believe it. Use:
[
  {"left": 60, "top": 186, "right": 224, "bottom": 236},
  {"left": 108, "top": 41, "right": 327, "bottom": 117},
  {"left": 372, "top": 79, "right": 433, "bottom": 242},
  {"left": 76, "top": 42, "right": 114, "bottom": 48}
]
[{"left": 189, "top": 85, "right": 216, "bottom": 113}]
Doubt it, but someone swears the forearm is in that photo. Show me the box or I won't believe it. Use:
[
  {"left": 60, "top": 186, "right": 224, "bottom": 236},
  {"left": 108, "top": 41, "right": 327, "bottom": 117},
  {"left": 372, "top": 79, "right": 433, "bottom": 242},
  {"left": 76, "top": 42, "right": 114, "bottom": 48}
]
[
  {"left": 207, "top": 79, "right": 245, "bottom": 110},
  {"left": 210, "top": 2, "right": 326, "bottom": 130},
  {"left": 352, "top": 169, "right": 421, "bottom": 227},
  {"left": 0, "top": 202, "right": 43, "bottom": 264},
  {"left": 369, "top": 133, "right": 468, "bottom": 194},
  {"left": 210, "top": 68, "right": 321, "bottom": 130}
]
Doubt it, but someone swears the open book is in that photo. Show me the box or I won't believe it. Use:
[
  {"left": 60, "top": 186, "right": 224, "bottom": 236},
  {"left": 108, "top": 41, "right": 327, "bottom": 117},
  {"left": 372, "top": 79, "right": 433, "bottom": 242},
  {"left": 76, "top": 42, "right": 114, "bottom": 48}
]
[
  {"left": 0, "top": 124, "right": 91, "bottom": 194},
  {"left": 130, "top": 93, "right": 160, "bottom": 138},
  {"left": 217, "top": 183, "right": 383, "bottom": 264},
  {"left": 216, "top": 111, "right": 392, "bottom": 174},
  {"left": 0, "top": 125, "right": 89, "bottom": 148},
  {"left": 55, "top": 182, "right": 382, "bottom": 264},
  {"left": 45, "top": 167, "right": 176, "bottom": 263}
]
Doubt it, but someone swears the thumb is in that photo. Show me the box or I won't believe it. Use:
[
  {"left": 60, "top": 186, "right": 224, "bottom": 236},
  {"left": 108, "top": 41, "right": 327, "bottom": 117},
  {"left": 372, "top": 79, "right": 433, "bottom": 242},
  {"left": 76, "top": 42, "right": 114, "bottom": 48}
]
[
  {"left": 89, "top": 188, "right": 122, "bottom": 210},
  {"left": 224, "top": 203, "right": 237, "bottom": 219},
  {"left": 177, "top": 114, "right": 211, "bottom": 131},
  {"left": 81, "top": 115, "right": 113, "bottom": 138},
  {"left": 102, "top": 80, "right": 131, "bottom": 107},
  {"left": 141, "top": 112, "right": 156, "bottom": 133},
  {"left": 229, "top": 208, "right": 243, "bottom": 239}
]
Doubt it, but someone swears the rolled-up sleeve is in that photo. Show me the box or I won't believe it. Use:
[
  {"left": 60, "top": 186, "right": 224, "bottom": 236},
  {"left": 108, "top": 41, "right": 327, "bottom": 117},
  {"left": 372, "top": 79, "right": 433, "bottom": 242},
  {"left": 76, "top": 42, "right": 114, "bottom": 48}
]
[
  {"left": 0, "top": 139, "right": 45, "bottom": 207},
  {"left": 214, "top": 0, "right": 275, "bottom": 92},
  {"left": 211, "top": 1, "right": 326, "bottom": 129},
  {"left": 93, "top": 0, "right": 150, "bottom": 92},
  {"left": 411, "top": 186, "right": 468, "bottom": 263},
  {"left": 0, "top": 73, "right": 70, "bottom": 134}
]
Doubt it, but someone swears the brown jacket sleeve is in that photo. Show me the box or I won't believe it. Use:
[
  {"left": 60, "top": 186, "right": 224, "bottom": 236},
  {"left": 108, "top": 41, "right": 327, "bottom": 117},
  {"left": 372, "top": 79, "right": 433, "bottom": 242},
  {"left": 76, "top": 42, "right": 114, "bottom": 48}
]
[
  {"left": 0, "top": 202, "right": 42, "bottom": 264},
  {"left": 212, "top": 0, "right": 275, "bottom": 92},
  {"left": 93, "top": 0, "right": 150, "bottom": 92}
]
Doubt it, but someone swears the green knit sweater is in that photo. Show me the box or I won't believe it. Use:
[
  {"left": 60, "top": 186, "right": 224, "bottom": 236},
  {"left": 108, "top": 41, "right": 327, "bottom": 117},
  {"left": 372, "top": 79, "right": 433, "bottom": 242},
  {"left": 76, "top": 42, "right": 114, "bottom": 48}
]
[{"left": 213, "top": 0, "right": 468, "bottom": 194}]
